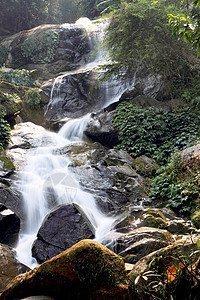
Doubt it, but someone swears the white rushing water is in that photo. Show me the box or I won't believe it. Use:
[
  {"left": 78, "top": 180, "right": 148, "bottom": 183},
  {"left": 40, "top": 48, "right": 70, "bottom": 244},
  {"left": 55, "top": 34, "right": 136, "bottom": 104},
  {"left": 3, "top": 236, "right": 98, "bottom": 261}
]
[{"left": 16, "top": 18, "right": 135, "bottom": 268}]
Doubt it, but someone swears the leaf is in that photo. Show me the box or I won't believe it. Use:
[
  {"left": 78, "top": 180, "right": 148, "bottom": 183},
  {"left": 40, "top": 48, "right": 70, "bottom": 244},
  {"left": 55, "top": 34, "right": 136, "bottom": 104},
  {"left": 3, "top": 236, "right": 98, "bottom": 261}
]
[
  {"left": 166, "top": 264, "right": 176, "bottom": 282},
  {"left": 135, "top": 275, "right": 140, "bottom": 285},
  {"left": 197, "top": 239, "right": 200, "bottom": 248}
]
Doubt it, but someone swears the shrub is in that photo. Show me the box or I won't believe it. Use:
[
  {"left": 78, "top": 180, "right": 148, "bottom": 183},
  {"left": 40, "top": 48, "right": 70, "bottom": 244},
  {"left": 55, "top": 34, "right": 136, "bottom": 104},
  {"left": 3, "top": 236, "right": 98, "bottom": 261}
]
[
  {"left": 25, "top": 88, "right": 41, "bottom": 109},
  {"left": 150, "top": 153, "right": 200, "bottom": 217},
  {"left": 21, "top": 29, "right": 59, "bottom": 64},
  {"left": 113, "top": 102, "right": 200, "bottom": 164},
  {"left": 0, "top": 67, "right": 35, "bottom": 87}
]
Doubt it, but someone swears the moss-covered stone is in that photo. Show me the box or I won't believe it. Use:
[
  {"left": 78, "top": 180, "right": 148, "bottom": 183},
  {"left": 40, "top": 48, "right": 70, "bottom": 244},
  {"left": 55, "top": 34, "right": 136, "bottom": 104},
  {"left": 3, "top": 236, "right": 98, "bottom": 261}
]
[
  {"left": 1, "top": 240, "right": 129, "bottom": 299},
  {"left": 0, "top": 147, "right": 15, "bottom": 176},
  {"left": 141, "top": 209, "right": 168, "bottom": 229},
  {"left": 191, "top": 210, "right": 200, "bottom": 229},
  {"left": 133, "top": 155, "right": 160, "bottom": 177}
]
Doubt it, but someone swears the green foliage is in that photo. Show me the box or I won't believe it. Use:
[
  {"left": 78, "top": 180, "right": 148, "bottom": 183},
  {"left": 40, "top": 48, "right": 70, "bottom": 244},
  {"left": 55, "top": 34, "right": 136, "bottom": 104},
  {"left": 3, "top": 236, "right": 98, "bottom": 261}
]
[
  {"left": 104, "top": 0, "right": 195, "bottom": 82},
  {"left": 21, "top": 30, "right": 59, "bottom": 64},
  {"left": 150, "top": 154, "right": 200, "bottom": 216},
  {"left": 25, "top": 88, "right": 41, "bottom": 109},
  {"left": 0, "top": 67, "right": 35, "bottom": 87},
  {"left": 0, "top": 107, "right": 10, "bottom": 149},
  {"left": 113, "top": 101, "right": 200, "bottom": 164},
  {"left": 0, "top": 46, "right": 8, "bottom": 67},
  {"left": 169, "top": 0, "right": 200, "bottom": 55}
]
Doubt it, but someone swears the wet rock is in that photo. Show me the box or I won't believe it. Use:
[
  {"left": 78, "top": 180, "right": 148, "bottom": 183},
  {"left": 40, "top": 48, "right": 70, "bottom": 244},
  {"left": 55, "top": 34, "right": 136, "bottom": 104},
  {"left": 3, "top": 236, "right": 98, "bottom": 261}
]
[
  {"left": 57, "top": 142, "right": 149, "bottom": 214},
  {"left": 32, "top": 204, "right": 94, "bottom": 264},
  {"left": 44, "top": 69, "right": 103, "bottom": 120},
  {"left": 0, "top": 187, "right": 23, "bottom": 220},
  {"left": 1, "top": 240, "right": 129, "bottom": 300},
  {"left": 0, "top": 205, "right": 20, "bottom": 246},
  {"left": 112, "top": 227, "right": 171, "bottom": 264},
  {"left": 85, "top": 110, "right": 119, "bottom": 148},
  {"left": 0, "top": 243, "right": 29, "bottom": 293}
]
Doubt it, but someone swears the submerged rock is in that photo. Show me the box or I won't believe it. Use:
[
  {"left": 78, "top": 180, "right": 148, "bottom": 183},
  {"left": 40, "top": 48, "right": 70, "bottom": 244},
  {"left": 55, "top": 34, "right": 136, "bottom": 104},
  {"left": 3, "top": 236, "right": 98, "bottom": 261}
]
[
  {"left": 32, "top": 204, "right": 94, "bottom": 264},
  {"left": 1, "top": 240, "right": 129, "bottom": 299}
]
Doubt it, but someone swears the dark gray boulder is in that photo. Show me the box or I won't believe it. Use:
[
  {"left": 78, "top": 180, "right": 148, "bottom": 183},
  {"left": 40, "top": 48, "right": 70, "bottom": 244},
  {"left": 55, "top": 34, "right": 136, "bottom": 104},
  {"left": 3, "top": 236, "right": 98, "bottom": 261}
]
[
  {"left": 32, "top": 204, "right": 94, "bottom": 264},
  {"left": 85, "top": 110, "right": 119, "bottom": 148},
  {"left": 0, "top": 205, "right": 20, "bottom": 246}
]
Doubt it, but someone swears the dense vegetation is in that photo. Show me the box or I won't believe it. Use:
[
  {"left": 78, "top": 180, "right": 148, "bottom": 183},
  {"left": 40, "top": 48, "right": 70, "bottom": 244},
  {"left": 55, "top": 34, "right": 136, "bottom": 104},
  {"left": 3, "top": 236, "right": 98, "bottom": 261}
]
[{"left": 114, "top": 102, "right": 200, "bottom": 165}]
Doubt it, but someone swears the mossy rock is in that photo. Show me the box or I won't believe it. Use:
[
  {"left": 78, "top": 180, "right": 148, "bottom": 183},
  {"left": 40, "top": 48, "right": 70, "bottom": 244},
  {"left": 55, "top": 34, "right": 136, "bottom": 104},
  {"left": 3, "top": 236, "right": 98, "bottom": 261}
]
[
  {"left": 191, "top": 210, "right": 200, "bottom": 229},
  {"left": 142, "top": 209, "right": 167, "bottom": 229},
  {"left": 133, "top": 155, "right": 159, "bottom": 177},
  {"left": 1, "top": 240, "right": 129, "bottom": 299},
  {"left": 0, "top": 147, "right": 15, "bottom": 176}
]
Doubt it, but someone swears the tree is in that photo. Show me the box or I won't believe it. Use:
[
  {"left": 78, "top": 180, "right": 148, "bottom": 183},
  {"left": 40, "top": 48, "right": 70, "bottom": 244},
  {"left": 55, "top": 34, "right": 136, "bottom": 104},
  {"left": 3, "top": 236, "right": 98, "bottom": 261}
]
[
  {"left": 169, "top": 0, "right": 200, "bottom": 54},
  {"left": 104, "top": 0, "right": 195, "bottom": 82},
  {"left": 0, "top": 0, "right": 50, "bottom": 34}
]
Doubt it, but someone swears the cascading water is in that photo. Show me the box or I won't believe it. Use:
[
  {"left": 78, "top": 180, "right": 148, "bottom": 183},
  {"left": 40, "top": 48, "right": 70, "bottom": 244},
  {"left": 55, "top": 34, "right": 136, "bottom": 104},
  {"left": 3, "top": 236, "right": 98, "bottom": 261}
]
[{"left": 16, "top": 18, "right": 135, "bottom": 268}]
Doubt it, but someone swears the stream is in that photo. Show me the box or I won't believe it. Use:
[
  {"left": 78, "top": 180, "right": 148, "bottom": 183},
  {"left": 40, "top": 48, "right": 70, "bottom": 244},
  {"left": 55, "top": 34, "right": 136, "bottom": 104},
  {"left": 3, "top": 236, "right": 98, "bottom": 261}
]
[{"left": 15, "top": 18, "right": 135, "bottom": 268}]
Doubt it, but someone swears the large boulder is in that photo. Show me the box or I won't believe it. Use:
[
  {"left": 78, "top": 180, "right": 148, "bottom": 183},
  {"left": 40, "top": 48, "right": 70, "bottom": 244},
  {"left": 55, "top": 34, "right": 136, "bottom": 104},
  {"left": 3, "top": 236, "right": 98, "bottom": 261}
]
[
  {"left": 0, "top": 23, "right": 90, "bottom": 81},
  {"left": 44, "top": 69, "right": 104, "bottom": 121},
  {"left": 0, "top": 243, "right": 29, "bottom": 293},
  {"left": 112, "top": 227, "right": 172, "bottom": 264},
  {"left": 1, "top": 240, "right": 129, "bottom": 299},
  {"left": 57, "top": 142, "right": 149, "bottom": 214},
  {"left": 32, "top": 204, "right": 94, "bottom": 264},
  {"left": 85, "top": 110, "right": 119, "bottom": 148}
]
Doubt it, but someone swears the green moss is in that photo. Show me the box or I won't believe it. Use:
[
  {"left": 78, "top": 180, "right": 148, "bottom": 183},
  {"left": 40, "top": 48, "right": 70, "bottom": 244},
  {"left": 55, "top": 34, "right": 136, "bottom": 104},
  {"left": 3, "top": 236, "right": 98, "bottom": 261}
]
[
  {"left": 0, "top": 147, "right": 14, "bottom": 170},
  {"left": 191, "top": 210, "right": 200, "bottom": 229},
  {"left": 67, "top": 243, "right": 127, "bottom": 289},
  {"left": 144, "top": 209, "right": 167, "bottom": 229}
]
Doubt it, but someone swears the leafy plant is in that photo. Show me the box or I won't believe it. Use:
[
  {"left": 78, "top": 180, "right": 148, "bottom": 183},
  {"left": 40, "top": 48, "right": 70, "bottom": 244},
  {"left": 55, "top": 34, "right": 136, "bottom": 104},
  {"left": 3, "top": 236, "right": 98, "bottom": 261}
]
[
  {"left": 150, "top": 153, "right": 200, "bottom": 216},
  {"left": 25, "top": 88, "right": 41, "bottom": 109},
  {"left": 0, "top": 106, "right": 10, "bottom": 149},
  {"left": 0, "top": 67, "right": 35, "bottom": 87},
  {"left": 113, "top": 102, "right": 200, "bottom": 165},
  {"left": 21, "top": 29, "right": 59, "bottom": 64},
  {"left": 104, "top": 0, "right": 196, "bottom": 85}
]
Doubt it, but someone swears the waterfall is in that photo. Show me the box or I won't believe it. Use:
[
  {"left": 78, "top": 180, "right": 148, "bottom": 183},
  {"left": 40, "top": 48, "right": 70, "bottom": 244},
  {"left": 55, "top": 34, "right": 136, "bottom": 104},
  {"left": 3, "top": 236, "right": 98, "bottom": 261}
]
[{"left": 15, "top": 18, "right": 135, "bottom": 269}]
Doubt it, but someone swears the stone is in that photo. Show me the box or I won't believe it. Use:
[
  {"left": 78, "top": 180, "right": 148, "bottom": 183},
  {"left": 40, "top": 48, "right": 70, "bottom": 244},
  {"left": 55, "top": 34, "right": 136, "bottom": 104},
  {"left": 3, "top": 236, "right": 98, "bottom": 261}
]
[
  {"left": 0, "top": 205, "right": 20, "bottom": 246},
  {"left": 32, "top": 204, "right": 94, "bottom": 264},
  {"left": 85, "top": 110, "right": 119, "bottom": 148},
  {"left": 133, "top": 155, "right": 160, "bottom": 177},
  {"left": 181, "top": 143, "right": 200, "bottom": 161},
  {"left": 112, "top": 227, "right": 172, "bottom": 264},
  {"left": 1, "top": 240, "right": 129, "bottom": 299},
  {"left": 0, "top": 243, "right": 29, "bottom": 293},
  {"left": 0, "top": 148, "right": 15, "bottom": 177},
  {"left": 191, "top": 210, "right": 200, "bottom": 229},
  {"left": 44, "top": 69, "right": 103, "bottom": 121}
]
